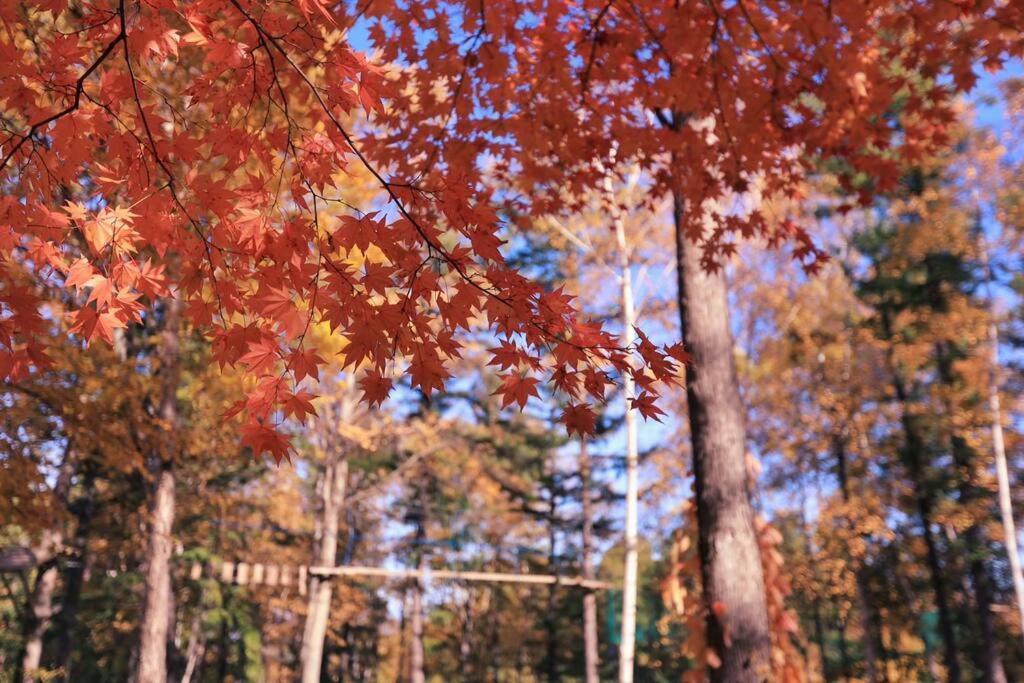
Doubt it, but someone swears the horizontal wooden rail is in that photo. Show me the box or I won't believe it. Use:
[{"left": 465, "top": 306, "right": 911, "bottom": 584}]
[
  {"left": 309, "top": 565, "right": 613, "bottom": 590},
  {"left": 3, "top": 547, "right": 614, "bottom": 591},
  {"left": 192, "top": 561, "right": 611, "bottom": 592}
]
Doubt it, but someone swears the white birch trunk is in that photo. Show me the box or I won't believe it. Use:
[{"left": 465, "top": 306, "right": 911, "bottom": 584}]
[
  {"left": 138, "top": 295, "right": 183, "bottom": 683},
  {"left": 580, "top": 439, "right": 600, "bottom": 683},
  {"left": 609, "top": 174, "right": 640, "bottom": 683},
  {"left": 989, "top": 315, "right": 1024, "bottom": 644},
  {"left": 299, "top": 409, "right": 351, "bottom": 683},
  {"left": 979, "top": 235, "right": 1024, "bottom": 647}
]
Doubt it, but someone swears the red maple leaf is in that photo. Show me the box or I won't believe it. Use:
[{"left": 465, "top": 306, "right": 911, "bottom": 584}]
[
  {"left": 495, "top": 373, "right": 540, "bottom": 410},
  {"left": 68, "top": 307, "right": 125, "bottom": 345},
  {"left": 630, "top": 391, "right": 666, "bottom": 422},
  {"left": 358, "top": 369, "right": 393, "bottom": 407},
  {"left": 562, "top": 402, "right": 597, "bottom": 436},
  {"left": 240, "top": 421, "right": 292, "bottom": 465},
  {"left": 281, "top": 390, "right": 318, "bottom": 421},
  {"left": 239, "top": 339, "right": 280, "bottom": 375}
]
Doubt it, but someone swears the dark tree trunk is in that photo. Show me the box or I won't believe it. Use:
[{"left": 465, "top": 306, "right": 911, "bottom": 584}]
[
  {"left": 895, "top": 392, "right": 960, "bottom": 680},
  {"left": 809, "top": 563, "right": 830, "bottom": 681},
  {"left": 965, "top": 526, "right": 1005, "bottom": 683},
  {"left": 673, "top": 193, "right": 771, "bottom": 682},
  {"left": 19, "top": 441, "right": 75, "bottom": 682},
  {"left": 854, "top": 569, "right": 882, "bottom": 683},
  {"left": 18, "top": 531, "right": 62, "bottom": 682},
  {"left": 55, "top": 467, "right": 96, "bottom": 681},
  {"left": 812, "top": 599, "right": 829, "bottom": 681},
  {"left": 835, "top": 436, "right": 882, "bottom": 683},
  {"left": 216, "top": 620, "right": 229, "bottom": 682},
  {"left": 917, "top": 496, "right": 959, "bottom": 682},
  {"left": 880, "top": 307, "right": 960, "bottom": 683},
  {"left": 834, "top": 601, "right": 849, "bottom": 682}
]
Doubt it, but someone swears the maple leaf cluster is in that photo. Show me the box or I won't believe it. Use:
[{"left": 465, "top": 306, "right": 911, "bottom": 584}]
[
  {"left": 364, "top": 0, "right": 1022, "bottom": 271},
  {"left": 0, "top": 0, "right": 689, "bottom": 458},
  {"left": 1, "top": 1, "right": 1020, "bottom": 457}
]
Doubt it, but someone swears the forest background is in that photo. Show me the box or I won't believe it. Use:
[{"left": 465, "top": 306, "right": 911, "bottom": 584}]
[{"left": 2, "top": 2, "right": 1024, "bottom": 683}]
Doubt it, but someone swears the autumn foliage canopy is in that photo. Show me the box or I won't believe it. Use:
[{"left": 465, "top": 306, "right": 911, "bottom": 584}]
[{"left": 1, "top": 0, "right": 1020, "bottom": 458}]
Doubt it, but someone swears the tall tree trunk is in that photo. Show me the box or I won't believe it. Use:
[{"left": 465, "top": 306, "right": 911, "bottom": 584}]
[
  {"left": 833, "top": 599, "right": 849, "bottom": 683},
  {"left": 853, "top": 570, "right": 881, "bottom": 683},
  {"left": 216, "top": 620, "right": 228, "bottom": 682},
  {"left": 580, "top": 439, "right": 600, "bottom": 683},
  {"left": 965, "top": 526, "right": 1006, "bottom": 683},
  {"left": 138, "top": 295, "right": 184, "bottom": 683},
  {"left": 179, "top": 611, "right": 205, "bottom": 683},
  {"left": 19, "top": 529, "right": 62, "bottom": 682},
  {"left": 606, "top": 165, "right": 640, "bottom": 683},
  {"left": 983, "top": 274, "right": 1024, "bottom": 650},
  {"left": 55, "top": 465, "right": 95, "bottom": 681},
  {"left": 917, "top": 497, "right": 959, "bottom": 682},
  {"left": 300, "top": 450, "right": 349, "bottom": 683},
  {"left": 672, "top": 193, "right": 771, "bottom": 681},
  {"left": 904, "top": 411, "right": 958, "bottom": 680},
  {"left": 409, "top": 483, "right": 426, "bottom": 683},
  {"left": 545, "top": 472, "right": 558, "bottom": 683},
  {"left": 409, "top": 567, "right": 425, "bottom": 683},
  {"left": 18, "top": 441, "right": 75, "bottom": 682}
]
